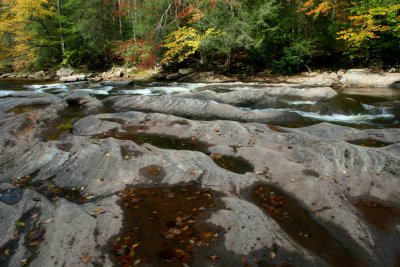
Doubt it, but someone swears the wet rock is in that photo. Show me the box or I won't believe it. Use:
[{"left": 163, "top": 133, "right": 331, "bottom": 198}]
[
  {"left": 340, "top": 69, "right": 400, "bottom": 88},
  {"left": 0, "top": 188, "right": 23, "bottom": 205},
  {"left": 0, "top": 93, "right": 62, "bottom": 115},
  {"left": 177, "top": 86, "right": 337, "bottom": 105},
  {"left": 104, "top": 95, "right": 303, "bottom": 125},
  {"left": 208, "top": 197, "right": 325, "bottom": 266},
  {"left": 27, "top": 196, "right": 120, "bottom": 267},
  {"left": 29, "top": 199, "right": 97, "bottom": 267},
  {"left": 0, "top": 185, "right": 54, "bottom": 266},
  {"left": 102, "top": 80, "right": 133, "bottom": 87},
  {"left": 62, "top": 91, "right": 104, "bottom": 115},
  {"left": 0, "top": 89, "right": 399, "bottom": 267}
]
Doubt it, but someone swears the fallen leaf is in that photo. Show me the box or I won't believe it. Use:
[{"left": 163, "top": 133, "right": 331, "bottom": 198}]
[
  {"left": 15, "top": 221, "right": 25, "bottom": 229},
  {"left": 174, "top": 249, "right": 185, "bottom": 256},
  {"left": 94, "top": 207, "right": 104, "bottom": 213},
  {"left": 209, "top": 255, "right": 218, "bottom": 260},
  {"left": 131, "top": 243, "right": 140, "bottom": 249},
  {"left": 29, "top": 240, "right": 42, "bottom": 247},
  {"left": 80, "top": 254, "right": 92, "bottom": 264},
  {"left": 203, "top": 232, "right": 216, "bottom": 239},
  {"left": 43, "top": 218, "right": 53, "bottom": 224},
  {"left": 168, "top": 228, "right": 182, "bottom": 235},
  {"left": 27, "top": 228, "right": 45, "bottom": 241}
]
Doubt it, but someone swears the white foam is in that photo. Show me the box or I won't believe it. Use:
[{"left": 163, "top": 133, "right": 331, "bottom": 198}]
[
  {"left": 120, "top": 89, "right": 155, "bottom": 95},
  {"left": 77, "top": 89, "right": 110, "bottom": 95},
  {"left": 361, "top": 103, "right": 375, "bottom": 110},
  {"left": 294, "top": 110, "right": 394, "bottom": 123},
  {"left": 119, "top": 84, "right": 205, "bottom": 96},
  {"left": 0, "top": 90, "right": 15, "bottom": 97},
  {"left": 259, "top": 107, "right": 394, "bottom": 124},
  {"left": 286, "top": 101, "right": 317, "bottom": 105},
  {"left": 24, "top": 83, "right": 68, "bottom": 91}
]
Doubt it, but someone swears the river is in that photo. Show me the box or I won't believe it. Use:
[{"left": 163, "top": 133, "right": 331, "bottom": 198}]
[{"left": 0, "top": 79, "right": 399, "bottom": 128}]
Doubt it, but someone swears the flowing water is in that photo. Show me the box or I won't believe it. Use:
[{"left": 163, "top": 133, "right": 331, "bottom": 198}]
[{"left": 1, "top": 79, "right": 398, "bottom": 129}]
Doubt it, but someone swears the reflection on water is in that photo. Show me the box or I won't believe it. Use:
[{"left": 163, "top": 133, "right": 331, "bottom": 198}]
[{"left": 1, "top": 79, "right": 399, "bottom": 128}]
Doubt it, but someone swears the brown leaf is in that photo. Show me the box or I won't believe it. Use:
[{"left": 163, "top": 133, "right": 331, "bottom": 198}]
[
  {"left": 43, "top": 218, "right": 53, "bottom": 224},
  {"left": 203, "top": 231, "right": 217, "bottom": 239},
  {"left": 93, "top": 207, "right": 104, "bottom": 214},
  {"left": 80, "top": 255, "right": 92, "bottom": 264},
  {"left": 209, "top": 255, "right": 218, "bottom": 260}
]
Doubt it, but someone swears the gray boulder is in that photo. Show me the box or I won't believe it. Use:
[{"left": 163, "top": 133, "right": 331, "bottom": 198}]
[
  {"left": 56, "top": 68, "right": 74, "bottom": 78},
  {"left": 179, "top": 68, "right": 195, "bottom": 75},
  {"left": 340, "top": 69, "right": 400, "bottom": 88},
  {"left": 60, "top": 74, "right": 86, "bottom": 82},
  {"left": 166, "top": 72, "right": 182, "bottom": 80}
]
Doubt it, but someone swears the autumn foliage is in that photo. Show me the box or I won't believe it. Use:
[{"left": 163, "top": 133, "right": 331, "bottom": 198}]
[{"left": 0, "top": 0, "right": 398, "bottom": 72}]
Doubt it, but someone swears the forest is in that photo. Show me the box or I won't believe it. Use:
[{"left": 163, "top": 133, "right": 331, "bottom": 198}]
[{"left": 0, "top": 0, "right": 399, "bottom": 74}]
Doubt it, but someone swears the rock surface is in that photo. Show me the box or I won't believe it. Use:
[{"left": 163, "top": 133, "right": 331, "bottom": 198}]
[
  {"left": 340, "top": 69, "right": 400, "bottom": 88},
  {"left": 60, "top": 74, "right": 86, "bottom": 82},
  {"left": 56, "top": 68, "right": 74, "bottom": 78},
  {"left": 0, "top": 86, "right": 399, "bottom": 267},
  {"left": 177, "top": 86, "right": 337, "bottom": 104},
  {"left": 104, "top": 95, "right": 304, "bottom": 125}
]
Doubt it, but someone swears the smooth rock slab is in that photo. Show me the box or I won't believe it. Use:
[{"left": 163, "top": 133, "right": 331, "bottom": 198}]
[
  {"left": 104, "top": 95, "right": 303, "bottom": 124},
  {"left": 177, "top": 86, "right": 337, "bottom": 103},
  {"left": 340, "top": 69, "right": 400, "bottom": 88}
]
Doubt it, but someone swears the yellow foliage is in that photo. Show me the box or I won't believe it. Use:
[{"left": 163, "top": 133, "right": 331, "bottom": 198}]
[
  {"left": 0, "top": 0, "right": 55, "bottom": 70},
  {"left": 337, "top": 5, "right": 399, "bottom": 49},
  {"left": 162, "top": 27, "right": 201, "bottom": 63},
  {"left": 300, "top": 0, "right": 332, "bottom": 18},
  {"left": 162, "top": 27, "right": 220, "bottom": 63}
]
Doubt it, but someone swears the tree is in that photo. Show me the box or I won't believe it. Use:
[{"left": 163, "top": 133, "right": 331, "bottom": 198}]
[
  {"left": 0, "top": 0, "right": 56, "bottom": 70},
  {"left": 337, "top": 1, "right": 400, "bottom": 64}
]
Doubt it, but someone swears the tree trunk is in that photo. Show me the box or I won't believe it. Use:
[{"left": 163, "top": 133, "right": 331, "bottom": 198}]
[
  {"left": 56, "top": 0, "right": 65, "bottom": 58},
  {"left": 225, "top": 48, "right": 233, "bottom": 69}
]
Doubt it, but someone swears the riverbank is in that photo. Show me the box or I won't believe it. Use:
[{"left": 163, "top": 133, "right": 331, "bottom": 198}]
[{"left": 1, "top": 67, "right": 400, "bottom": 88}]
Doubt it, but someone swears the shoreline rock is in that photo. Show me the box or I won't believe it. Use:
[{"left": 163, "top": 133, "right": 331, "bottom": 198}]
[{"left": 2, "top": 68, "right": 400, "bottom": 89}]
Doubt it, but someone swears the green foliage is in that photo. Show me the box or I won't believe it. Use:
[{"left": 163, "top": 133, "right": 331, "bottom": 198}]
[
  {"left": 271, "top": 41, "right": 311, "bottom": 74},
  {"left": 337, "top": 1, "right": 400, "bottom": 64}
]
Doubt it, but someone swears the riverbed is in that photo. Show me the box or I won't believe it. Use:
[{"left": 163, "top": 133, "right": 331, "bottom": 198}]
[
  {"left": 0, "top": 79, "right": 399, "bottom": 267},
  {"left": 1, "top": 79, "right": 399, "bottom": 128}
]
